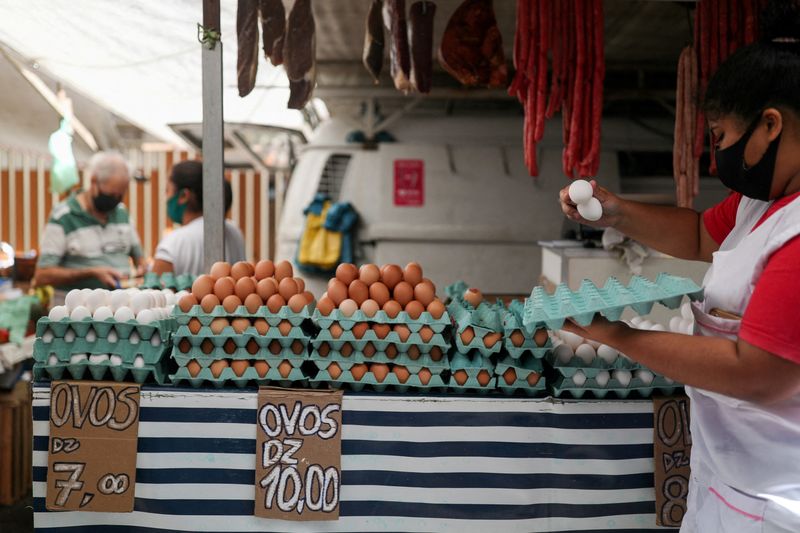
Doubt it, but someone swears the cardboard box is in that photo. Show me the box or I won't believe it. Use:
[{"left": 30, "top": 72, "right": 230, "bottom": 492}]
[{"left": 0, "top": 380, "right": 32, "bottom": 505}]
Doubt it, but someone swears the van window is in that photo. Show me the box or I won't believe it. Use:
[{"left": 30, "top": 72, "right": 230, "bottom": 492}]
[{"left": 317, "top": 154, "right": 351, "bottom": 201}]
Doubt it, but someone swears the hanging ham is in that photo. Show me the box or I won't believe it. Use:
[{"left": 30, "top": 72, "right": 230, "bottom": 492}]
[
  {"left": 259, "top": 0, "right": 286, "bottom": 66},
  {"left": 236, "top": 0, "right": 260, "bottom": 97},
  {"left": 383, "top": 0, "right": 413, "bottom": 92},
  {"left": 363, "top": 0, "right": 385, "bottom": 83},
  {"left": 283, "top": 0, "right": 316, "bottom": 108},
  {"left": 409, "top": 1, "right": 436, "bottom": 93}
]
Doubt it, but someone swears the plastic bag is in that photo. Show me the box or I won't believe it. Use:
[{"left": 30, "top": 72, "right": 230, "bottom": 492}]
[{"left": 48, "top": 119, "right": 79, "bottom": 194}]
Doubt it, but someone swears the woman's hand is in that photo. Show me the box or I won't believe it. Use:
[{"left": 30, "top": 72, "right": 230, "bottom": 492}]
[
  {"left": 559, "top": 180, "right": 625, "bottom": 228},
  {"left": 561, "top": 315, "right": 632, "bottom": 346}
]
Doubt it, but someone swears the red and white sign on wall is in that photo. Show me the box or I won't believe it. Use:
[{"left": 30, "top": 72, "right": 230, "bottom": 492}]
[{"left": 393, "top": 160, "right": 424, "bottom": 207}]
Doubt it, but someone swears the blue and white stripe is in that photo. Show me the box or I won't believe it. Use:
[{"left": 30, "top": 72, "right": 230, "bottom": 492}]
[{"left": 32, "top": 386, "right": 677, "bottom": 532}]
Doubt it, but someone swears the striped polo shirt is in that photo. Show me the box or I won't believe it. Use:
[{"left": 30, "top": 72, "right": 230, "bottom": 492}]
[{"left": 38, "top": 193, "right": 143, "bottom": 290}]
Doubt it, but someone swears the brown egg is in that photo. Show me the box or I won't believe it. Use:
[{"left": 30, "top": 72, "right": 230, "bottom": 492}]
[
  {"left": 209, "top": 359, "right": 229, "bottom": 378},
  {"left": 224, "top": 339, "right": 237, "bottom": 354},
  {"left": 256, "top": 278, "right": 278, "bottom": 301},
  {"left": 278, "top": 278, "right": 299, "bottom": 301},
  {"left": 246, "top": 339, "right": 260, "bottom": 355},
  {"left": 288, "top": 294, "right": 307, "bottom": 313},
  {"left": 274, "top": 260, "right": 294, "bottom": 281},
  {"left": 340, "top": 343, "right": 354, "bottom": 357},
  {"left": 223, "top": 295, "right": 243, "bottom": 314},
  {"left": 303, "top": 291, "right": 316, "bottom": 304},
  {"left": 329, "top": 323, "right": 343, "bottom": 339},
  {"left": 394, "top": 325, "right": 411, "bottom": 342},
  {"left": 179, "top": 338, "right": 192, "bottom": 353},
  {"left": 201, "top": 294, "right": 221, "bottom": 313},
  {"left": 413, "top": 282, "right": 435, "bottom": 307},
  {"left": 318, "top": 342, "right": 331, "bottom": 357},
  {"left": 407, "top": 345, "right": 421, "bottom": 360},
  {"left": 477, "top": 370, "right": 492, "bottom": 387},
  {"left": 372, "top": 323, "right": 391, "bottom": 339},
  {"left": 405, "top": 300, "right": 425, "bottom": 320},
  {"left": 393, "top": 282, "right": 414, "bottom": 307},
  {"left": 339, "top": 299, "right": 359, "bottom": 317},
  {"left": 418, "top": 326, "right": 434, "bottom": 343},
  {"left": 210, "top": 261, "right": 231, "bottom": 279},
  {"left": 186, "top": 359, "right": 202, "bottom": 377},
  {"left": 278, "top": 320, "right": 292, "bottom": 336},
  {"left": 291, "top": 340, "right": 305, "bottom": 354},
  {"left": 371, "top": 363, "right": 390, "bottom": 383},
  {"left": 179, "top": 294, "right": 198, "bottom": 313},
  {"left": 393, "top": 365, "right": 411, "bottom": 384},
  {"left": 534, "top": 329, "right": 549, "bottom": 347},
  {"left": 368, "top": 282, "right": 390, "bottom": 307},
  {"left": 327, "top": 280, "right": 348, "bottom": 306},
  {"left": 192, "top": 275, "right": 215, "bottom": 300},
  {"left": 359, "top": 264, "right": 381, "bottom": 285},
  {"left": 231, "top": 261, "right": 253, "bottom": 281},
  {"left": 352, "top": 322, "right": 369, "bottom": 339},
  {"left": 360, "top": 299, "right": 380, "bottom": 317},
  {"left": 483, "top": 332, "right": 502, "bottom": 349},
  {"left": 381, "top": 264, "right": 403, "bottom": 289},
  {"left": 232, "top": 318, "right": 251, "bottom": 334},
  {"left": 427, "top": 299, "right": 445, "bottom": 319},
  {"left": 292, "top": 277, "right": 304, "bottom": 293},
  {"left": 213, "top": 277, "right": 235, "bottom": 300},
  {"left": 254, "top": 260, "right": 275, "bottom": 280},
  {"left": 417, "top": 367, "right": 432, "bottom": 385},
  {"left": 362, "top": 342, "right": 376, "bottom": 358},
  {"left": 254, "top": 360, "right": 270, "bottom": 378},
  {"left": 244, "top": 293, "right": 263, "bottom": 314},
  {"left": 460, "top": 326, "right": 475, "bottom": 345},
  {"left": 235, "top": 277, "right": 257, "bottom": 301},
  {"left": 188, "top": 318, "right": 202, "bottom": 335},
  {"left": 267, "top": 294, "right": 286, "bottom": 313},
  {"left": 350, "top": 364, "right": 368, "bottom": 381},
  {"left": 269, "top": 340, "right": 282, "bottom": 355},
  {"left": 335, "top": 263, "right": 358, "bottom": 285},
  {"left": 403, "top": 262, "right": 423, "bottom": 286},
  {"left": 453, "top": 369, "right": 469, "bottom": 386},
  {"left": 253, "top": 318, "right": 269, "bottom": 335},
  {"left": 210, "top": 317, "right": 229, "bottom": 334},
  {"left": 421, "top": 278, "right": 436, "bottom": 290},
  {"left": 278, "top": 360, "right": 293, "bottom": 378},
  {"left": 527, "top": 372, "right": 541, "bottom": 386},
  {"left": 383, "top": 300, "right": 402, "bottom": 318},
  {"left": 316, "top": 296, "right": 335, "bottom": 316},
  {"left": 464, "top": 288, "right": 483, "bottom": 308},
  {"left": 385, "top": 344, "right": 398, "bottom": 359},
  {"left": 231, "top": 360, "right": 249, "bottom": 377},
  {"left": 430, "top": 346, "right": 444, "bottom": 361},
  {"left": 503, "top": 368, "right": 517, "bottom": 385},
  {"left": 348, "top": 280, "right": 369, "bottom": 305},
  {"left": 201, "top": 339, "right": 215, "bottom": 354},
  {"left": 327, "top": 362, "right": 343, "bottom": 380},
  {"left": 510, "top": 330, "right": 526, "bottom": 347}
]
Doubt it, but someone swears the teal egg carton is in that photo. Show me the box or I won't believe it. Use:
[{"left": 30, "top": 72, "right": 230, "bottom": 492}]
[
  {"left": 33, "top": 359, "right": 168, "bottom": 384},
  {"left": 170, "top": 362, "right": 307, "bottom": 389},
  {"left": 444, "top": 280, "right": 469, "bottom": 302},
  {"left": 174, "top": 322, "right": 311, "bottom": 340},
  {"left": 309, "top": 349, "right": 449, "bottom": 373},
  {"left": 502, "top": 301, "right": 552, "bottom": 359},
  {"left": 174, "top": 326, "right": 310, "bottom": 348},
  {"left": 34, "top": 338, "right": 170, "bottom": 366},
  {"left": 453, "top": 329, "right": 503, "bottom": 357},
  {"left": 309, "top": 365, "right": 448, "bottom": 393},
  {"left": 494, "top": 354, "right": 546, "bottom": 396},
  {"left": 171, "top": 333, "right": 309, "bottom": 361},
  {"left": 549, "top": 374, "right": 681, "bottom": 399},
  {"left": 447, "top": 351, "right": 496, "bottom": 393},
  {"left": 446, "top": 296, "right": 504, "bottom": 332},
  {"left": 173, "top": 352, "right": 305, "bottom": 369},
  {"left": 312, "top": 327, "right": 449, "bottom": 354},
  {"left": 175, "top": 303, "right": 314, "bottom": 327},
  {"left": 546, "top": 351, "right": 641, "bottom": 378},
  {"left": 141, "top": 272, "right": 194, "bottom": 291},
  {"left": 36, "top": 316, "right": 177, "bottom": 342},
  {"left": 522, "top": 273, "right": 704, "bottom": 332},
  {"left": 312, "top": 308, "right": 450, "bottom": 334}
]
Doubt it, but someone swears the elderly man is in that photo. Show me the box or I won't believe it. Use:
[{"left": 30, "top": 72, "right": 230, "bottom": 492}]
[{"left": 35, "top": 151, "right": 145, "bottom": 290}]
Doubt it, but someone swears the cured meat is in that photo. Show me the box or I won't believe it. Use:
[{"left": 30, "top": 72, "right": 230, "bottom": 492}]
[
  {"left": 259, "top": 0, "right": 285, "bottom": 66},
  {"left": 287, "top": 74, "right": 315, "bottom": 109},
  {"left": 409, "top": 1, "right": 436, "bottom": 93},
  {"left": 383, "top": 0, "right": 412, "bottom": 92},
  {"left": 236, "top": 0, "right": 260, "bottom": 97},
  {"left": 438, "top": 0, "right": 507, "bottom": 88},
  {"left": 283, "top": 0, "right": 315, "bottom": 82},
  {"left": 363, "top": 0, "right": 385, "bottom": 83}
]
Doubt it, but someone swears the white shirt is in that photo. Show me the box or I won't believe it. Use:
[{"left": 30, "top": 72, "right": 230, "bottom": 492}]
[{"left": 154, "top": 216, "right": 246, "bottom": 276}]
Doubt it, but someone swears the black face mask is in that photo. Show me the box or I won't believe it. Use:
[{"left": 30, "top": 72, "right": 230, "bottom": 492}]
[
  {"left": 715, "top": 116, "right": 782, "bottom": 201},
  {"left": 92, "top": 190, "right": 122, "bottom": 213}
]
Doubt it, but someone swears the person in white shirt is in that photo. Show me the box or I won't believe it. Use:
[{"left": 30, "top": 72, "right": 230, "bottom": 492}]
[{"left": 152, "top": 160, "right": 246, "bottom": 276}]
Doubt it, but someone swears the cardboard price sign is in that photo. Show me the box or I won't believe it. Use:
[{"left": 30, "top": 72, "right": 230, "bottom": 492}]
[
  {"left": 653, "top": 395, "right": 692, "bottom": 527},
  {"left": 255, "top": 387, "right": 343, "bottom": 521},
  {"left": 46, "top": 381, "right": 140, "bottom": 513}
]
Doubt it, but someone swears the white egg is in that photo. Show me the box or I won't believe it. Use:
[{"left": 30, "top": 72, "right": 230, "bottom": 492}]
[
  {"left": 107, "top": 330, "right": 119, "bottom": 344},
  {"left": 70, "top": 353, "right": 87, "bottom": 364},
  {"left": 150, "top": 332, "right": 162, "bottom": 347},
  {"left": 64, "top": 289, "right": 84, "bottom": 311},
  {"left": 635, "top": 369, "right": 655, "bottom": 385},
  {"left": 70, "top": 306, "right": 91, "bottom": 321},
  {"left": 669, "top": 316, "right": 683, "bottom": 333},
  {"left": 613, "top": 369, "right": 632, "bottom": 387},
  {"left": 48, "top": 305, "right": 69, "bottom": 321},
  {"left": 109, "top": 291, "right": 130, "bottom": 312},
  {"left": 651, "top": 324, "right": 667, "bottom": 332},
  {"left": 681, "top": 302, "right": 693, "bottom": 320},
  {"left": 163, "top": 290, "right": 176, "bottom": 306},
  {"left": 630, "top": 316, "right": 643, "bottom": 326},
  {"left": 595, "top": 370, "right": 611, "bottom": 387},
  {"left": 129, "top": 331, "right": 140, "bottom": 345},
  {"left": 596, "top": 344, "right": 619, "bottom": 364},
  {"left": 86, "top": 289, "right": 110, "bottom": 313},
  {"left": 64, "top": 329, "right": 76, "bottom": 343},
  {"left": 129, "top": 293, "right": 151, "bottom": 315},
  {"left": 568, "top": 179, "right": 594, "bottom": 204},
  {"left": 92, "top": 306, "right": 114, "bottom": 321},
  {"left": 664, "top": 376, "right": 675, "bottom": 384},
  {"left": 89, "top": 353, "right": 109, "bottom": 364},
  {"left": 133, "top": 355, "right": 145, "bottom": 368},
  {"left": 575, "top": 343, "right": 596, "bottom": 365},
  {"left": 42, "top": 330, "right": 54, "bottom": 343},
  {"left": 638, "top": 320, "right": 653, "bottom": 330},
  {"left": 551, "top": 337, "right": 564, "bottom": 348},
  {"left": 85, "top": 329, "right": 97, "bottom": 343},
  {"left": 554, "top": 343, "right": 575, "bottom": 364},
  {"left": 110, "top": 355, "right": 123, "bottom": 366},
  {"left": 572, "top": 370, "right": 587, "bottom": 387},
  {"left": 577, "top": 197, "right": 603, "bottom": 221},
  {"left": 560, "top": 330, "right": 584, "bottom": 350},
  {"left": 114, "top": 307, "right": 134, "bottom": 322},
  {"left": 587, "top": 340, "right": 601, "bottom": 349},
  {"left": 136, "top": 309, "right": 156, "bottom": 324},
  {"left": 48, "top": 354, "right": 58, "bottom": 366}
]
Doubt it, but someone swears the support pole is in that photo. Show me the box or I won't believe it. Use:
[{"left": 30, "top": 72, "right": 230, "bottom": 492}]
[{"left": 202, "top": 0, "right": 225, "bottom": 272}]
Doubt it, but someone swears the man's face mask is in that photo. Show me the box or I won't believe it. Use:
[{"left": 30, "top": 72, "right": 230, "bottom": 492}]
[
  {"left": 715, "top": 114, "right": 782, "bottom": 201},
  {"left": 92, "top": 185, "right": 123, "bottom": 213}
]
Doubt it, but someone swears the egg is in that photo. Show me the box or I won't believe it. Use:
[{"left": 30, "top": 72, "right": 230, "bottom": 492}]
[
  {"left": 254, "top": 260, "right": 274, "bottom": 280},
  {"left": 463, "top": 288, "right": 483, "bottom": 308},
  {"left": 303, "top": 291, "right": 315, "bottom": 304},
  {"left": 213, "top": 277, "right": 235, "bottom": 300},
  {"left": 318, "top": 343, "right": 331, "bottom": 357},
  {"left": 577, "top": 197, "right": 603, "bottom": 221},
  {"left": 136, "top": 309, "right": 157, "bottom": 324},
  {"left": 274, "top": 260, "right": 294, "bottom": 281},
  {"left": 269, "top": 340, "right": 282, "bottom": 355},
  {"left": 532, "top": 329, "right": 548, "bottom": 346},
  {"left": 293, "top": 340, "right": 306, "bottom": 355},
  {"left": 595, "top": 370, "right": 611, "bottom": 387},
  {"left": 210, "top": 317, "right": 229, "bottom": 334},
  {"left": 403, "top": 262, "right": 423, "bottom": 285},
  {"left": 340, "top": 343, "right": 354, "bottom": 357},
  {"left": 413, "top": 282, "right": 435, "bottom": 307},
  {"left": 233, "top": 277, "right": 255, "bottom": 301},
  {"left": 418, "top": 326, "right": 434, "bottom": 343},
  {"left": 360, "top": 299, "right": 380, "bottom": 317},
  {"left": 192, "top": 275, "right": 215, "bottom": 300},
  {"left": 392, "top": 282, "right": 414, "bottom": 307},
  {"left": 221, "top": 295, "right": 241, "bottom": 314},
  {"left": 509, "top": 330, "right": 525, "bottom": 347},
  {"left": 371, "top": 363, "right": 390, "bottom": 383},
  {"left": 669, "top": 316, "right": 683, "bottom": 333},
  {"left": 70, "top": 353, "right": 87, "bottom": 364},
  {"left": 209, "top": 261, "right": 231, "bottom": 279},
  {"left": 430, "top": 346, "right": 444, "bottom": 361},
  {"left": 316, "top": 297, "right": 335, "bottom": 316},
  {"left": 179, "top": 294, "right": 198, "bottom": 313},
  {"left": 92, "top": 306, "right": 113, "bottom": 321},
  {"left": 254, "top": 360, "right": 270, "bottom": 377},
  {"left": 527, "top": 372, "right": 541, "bottom": 386},
  {"left": 178, "top": 338, "right": 192, "bottom": 353},
  {"left": 335, "top": 263, "right": 358, "bottom": 285},
  {"left": 293, "top": 277, "right": 305, "bottom": 293},
  {"left": 453, "top": 370, "right": 469, "bottom": 385},
  {"left": 276, "top": 321, "right": 291, "bottom": 336},
  {"left": 85, "top": 328, "right": 98, "bottom": 343},
  {"left": 381, "top": 265, "right": 403, "bottom": 290},
  {"left": 208, "top": 359, "right": 228, "bottom": 378},
  {"left": 226, "top": 360, "right": 248, "bottom": 377},
  {"left": 427, "top": 299, "right": 445, "bottom": 319},
  {"left": 267, "top": 294, "right": 286, "bottom": 313},
  {"left": 384, "top": 344, "right": 398, "bottom": 359},
  {"left": 113, "top": 307, "right": 134, "bottom": 322},
  {"left": 230, "top": 261, "right": 253, "bottom": 280},
  {"left": 483, "top": 332, "right": 502, "bottom": 349},
  {"left": 554, "top": 343, "right": 575, "bottom": 364},
  {"left": 572, "top": 370, "right": 588, "bottom": 386},
  {"left": 394, "top": 325, "right": 411, "bottom": 342},
  {"left": 48, "top": 305, "right": 69, "bottom": 323},
  {"left": 241, "top": 293, "right": 260, "bottom": 314},
  {"left": 560, "top": 330, "right": 584, "bottom": 350},
  {"left": 393, "top": 365, "right": 411, "bottom": 384},
  {"left": 568, "top": 179, "right": 594, "bottom": 204},
  {"left": 252, "top": 318, "right": 268, "bottom": 335},
  {"left": 256, "top": 278, "right": 278, "bottom": 301},
  {"left": 407, "top": 345, "right": 421, "bottom": 360},
  {"left": 339, "top": 299, "right": 359, "bottom": 317},
  {"left": 201, "top": 339, "right": 215, "bottom": 354},
  {"left": 575, "top": 343, "right": 596, "bottom": 364},
  {"left": 133, "top": 355, "right": 145, "bottom": 368},
  {"left": 88, "top": 353, "right": 108, "bottom": 365},
  {"left": 475, "top": 370, "right": 491, "bottom": 387},
  {"left": 201, "top": 294, "right": 221, "bottom": 313},
  {"left": 635, "top": 369, "right": 655, "bottom": 385},
  {"left": 368, "top": 282, "right": 390, "bottom": 307},
  {"left": 284, "top": 293, "right": 304, "bottom": 313},
  {"left": 638, "top": 320, "right": 654, "bottom": 331},
  {"left": 503, "top": 368, "right": 517, "bottom": 385},
  {"left": 64, "top": 329, "right": 77, "bottom": 343},
  {"left": 681, "top": 302, "right": 693, "bottom": 320},
  {"left": 352, "top": 322, "right": 369, "bottom": 339},
  {"left": 350, "top": 364, "right": 368, "bottom": 381},
  {"left": 417, "top": 368, "right": 432, "bottom": 385},
  {"left": 225, "top": 339, "right": 239, "bottom": 354},
  {"left": 372, "top": 324, "right": 390, "bottom": 339},
  {"left": 65, "top": 290, "right": 85, "bottom": 311},
  {"left": 275, "top": 278, "right": 297, "bottom": 301},
  {"left": 346, "top": 280, "right": 369, "bottom": 305},
  {"left": 329, "top": 323, "right": 344, "bottom": 339},
  {"left": 359, "top": 264, "right": 381, "bottom": 285},
  {"left": 243, "top": 338, "right": 258, "bottom": 354},
  {"left": 460, "top": 326, "right": 475, "bottom": 345},
  {"left": 86, "top": 289, "right": 110, "bottom": 312},
  {"left": 597, "top": 344, "right": 619, "bottom": 364},
  {"left": 362, "top": 342, "right": 376, "bottom": 358},
  {"left": 404, "top": 300, "right": 424, "bottom": 320},
  {"left": 328, "top": 280, "right": 348, "bottom": 306},
  {"left": 613, "top": 369, "right": 632, "bottom": 387},
  {"left": 128, "top": 293, "right": 150, "bottom": 315},
  {"left": 327, "top": 362, "right": 343, "bottom": 380},
  {"left": 382, "top": 300, "right": 402, "bottom": 318}
]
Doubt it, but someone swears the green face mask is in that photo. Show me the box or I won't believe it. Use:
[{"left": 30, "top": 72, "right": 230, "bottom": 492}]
[{"left": 167, "top": 190, "right": 187, "bottom": 224}]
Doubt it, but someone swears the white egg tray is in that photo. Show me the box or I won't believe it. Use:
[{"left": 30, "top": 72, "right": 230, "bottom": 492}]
[
  {"left": 34, "top": 359, "right": 168, "bottom": 384},
  {"left": 549, "top": 374, "right": 681, "bottom": 399},
  {"left": 36, "top": 316, "right": 176, "bottom": 341}
]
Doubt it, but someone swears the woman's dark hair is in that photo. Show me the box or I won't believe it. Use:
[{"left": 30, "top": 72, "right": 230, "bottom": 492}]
[
  {"left": 704, "top": 0, "right": 800, "bottom": 125},
  {"left": 170, "top": 160, "right": 234, "bottom": 214}
]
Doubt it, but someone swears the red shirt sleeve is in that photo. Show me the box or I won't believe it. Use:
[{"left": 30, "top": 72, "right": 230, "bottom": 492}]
[
  {"left": 740, "top": 235, "right": 800, "bottom": 364},
  {"left": 703, "top": 192, "right": 743, "bottom": 245}
]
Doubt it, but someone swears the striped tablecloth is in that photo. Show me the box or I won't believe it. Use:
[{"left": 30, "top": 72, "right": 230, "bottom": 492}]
[{"left": 32, "top": 385, "right": 678, "bottom": 532}]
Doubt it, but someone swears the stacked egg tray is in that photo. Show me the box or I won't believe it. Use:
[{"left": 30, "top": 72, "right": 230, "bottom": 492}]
[
  {"left": 494, "top": 354, "right": 546, "bottom": 396},
  {"left": 169, "top": 303, "right": 314, "bottom": 388},
  {"left": 503, "top": 300, "right": 553, "bottom": 359},
  {"left": 447, "top": 299, "right": 505, "bottom": 357},
  {"left": 309, "top": 308, "right": 451, "bottom": 391},
  {"left": 550, "top": 372, "right": 680, "bottom": 399},
  {"left": 141, "top": 272, "right": 194, "bottom": 291},
  {"left": 522, "top": 273, "right": 704, "bottom": 332},
  {"left": 447, "top": 351, "right": 497, "bottom": 394},
  {"left": 32, "top": 316, "right": 176, "bottom": 384}
]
